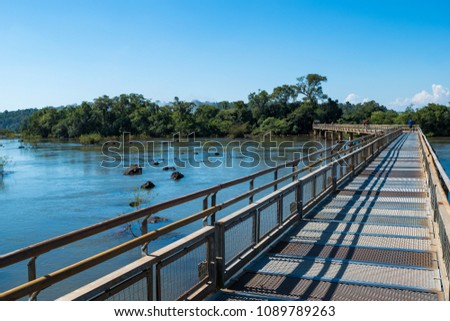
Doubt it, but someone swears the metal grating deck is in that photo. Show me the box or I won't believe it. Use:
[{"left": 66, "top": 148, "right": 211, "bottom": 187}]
[
  {"left": 220, "top": 273, "right": 440, "bottom": 301},
  {"left": 214, "top": 132, "right": 444, "bottom": 301},
  {"left": 269, "top": 242, "right": 435, "bottom": 268}
]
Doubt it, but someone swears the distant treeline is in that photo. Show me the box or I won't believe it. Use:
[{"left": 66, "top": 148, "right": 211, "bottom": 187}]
[
  {"left": 1, "top": 74, "right": 450, "bottom": 139},
  {"left": 0, "top": 108, "right": 37, "bottom": 133}
]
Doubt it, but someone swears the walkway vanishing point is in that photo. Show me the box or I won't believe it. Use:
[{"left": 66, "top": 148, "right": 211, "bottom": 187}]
[{"left": 1, "top": 124, "right": 450, "bottom": 301}]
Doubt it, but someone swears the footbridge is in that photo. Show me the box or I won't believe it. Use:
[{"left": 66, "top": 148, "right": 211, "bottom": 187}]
[{"left": 1, "top": 124, "right": 449, "bottom": 301}]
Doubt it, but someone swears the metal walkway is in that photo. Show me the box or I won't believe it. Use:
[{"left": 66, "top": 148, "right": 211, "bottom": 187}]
[{"left": 213, "top": 133, "right": 445, "bottom": 301}]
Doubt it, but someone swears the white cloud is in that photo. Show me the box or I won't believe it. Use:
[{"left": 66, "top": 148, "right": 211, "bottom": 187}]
[
  {"left": 411, "top": 84, "right": 450, "bottom": 105},
  {"left": 345, "top": 93, "right": 359, "bottom": 103},
  {"left": 345, "top": 93, "right": 370, "bottom": 104},
  {"left": 391, "top": 84, "right": 450, "bottom": 109}
]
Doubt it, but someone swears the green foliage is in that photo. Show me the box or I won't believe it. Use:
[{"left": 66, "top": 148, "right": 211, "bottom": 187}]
[
  {"left": 257, "top": 117, "right": 289, "bottom": 136},
  {"left": 369, "top": 110, "right": 398, "bottom": 124},
  {"left": 228, "top": 123, "right": 249, "bottom": 138},
  {"left": 340, "top": 100, "right": 388, "bottom": 124},
  {"left": 0, "top": 129, "right": 16, "bottom": 138},
  {"left": 315, "top": 99, "right": 343, "bottom": 123},
  {"left": 415, "top": 103, "right": 450, "bottom": 136},
  {"left": 16, "top": 74, "right": 450, "bottom": 139},
  {"left": 0, "top": 108, "right": 37, "bottom": 132},
  {"left": 296, "top": 74, "right": 328, "bottom": 106},
  {"left": 79, "top": 133, "right": 102, "bottom": 145}
]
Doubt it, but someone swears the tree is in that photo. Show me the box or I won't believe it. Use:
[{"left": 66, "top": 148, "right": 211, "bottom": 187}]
[
  {"left": 248, "top": 90, "right": 271, "bottom": 124},
  {"left": 258, "top": 117, "right": 289, "bottom": 136},
  {"left": 415, "top": 103, "right": 450, "bottom": 136},
  {"left": 171, "top": 97, "right": 195, "bottom": 135},
  {"left": 287, "top": 102, "right": 316, "bottom": 134},
  {"left": 150, "top": 106, "right": 174, "bottom": 137},
  {"left": 194, "top": 104, "right": 220, "bottom": 136},
  {"left": 296, "top": 74, "right": 328, "bottom": 106},
  {"left": 271, "top": 85, "right": 298, "bottom": 107},
  {"left": 315, "top": 99, "right": 343, "bottom": 123}
]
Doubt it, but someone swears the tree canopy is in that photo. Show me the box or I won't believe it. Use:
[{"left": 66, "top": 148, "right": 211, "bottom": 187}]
[{"left": 2, "top": 73, "right": 449, "bottom": 139}]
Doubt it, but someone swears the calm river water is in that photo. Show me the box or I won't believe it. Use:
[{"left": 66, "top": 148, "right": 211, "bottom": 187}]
[
  {"left": 0, "top": 135, "right": 324, "bottom": 299},
  {"left": 1, "top": 135, "right": 449, "bottom": 300}
]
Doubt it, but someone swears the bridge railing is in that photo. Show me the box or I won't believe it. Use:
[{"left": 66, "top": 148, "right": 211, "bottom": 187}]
[
  {"left": 0, "top": 133, "right": 380, "bottom": 300},
  {"left": 418, "top": 129, "right": 450, "bottom": 298},
  {"left": 313, "top": 123, "right": 417, "bottom": 133},
  {"left": 56, "top": 128, "right": 402, "bottom": 301}
]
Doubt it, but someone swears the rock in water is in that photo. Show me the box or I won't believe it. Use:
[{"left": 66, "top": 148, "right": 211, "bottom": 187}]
[
  {"left": 124, "top": 164, "right": 142, "bottom": 175},
  {"left": 171, "top": 171, "right": 184, "bottom": 180},
  {"left": 148, "top": 216, "right": 169, "bottom": 224},
  {"left": 162, "top": 166, "right": 176, "bottom": 171},
  {"left": 129, "top": 201, "right": 140, "bottom": 207},
  {"left": 141, "top": 181, "right": 156, "bottom": 189}
]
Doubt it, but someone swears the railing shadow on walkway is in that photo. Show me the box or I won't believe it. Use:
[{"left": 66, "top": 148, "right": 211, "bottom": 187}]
[{"left": 253, "top": 133, "right": 410, "bottom": 300}]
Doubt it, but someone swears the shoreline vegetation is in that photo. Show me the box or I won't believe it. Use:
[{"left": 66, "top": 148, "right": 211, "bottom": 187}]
[{"left": 1, "top": 74, "right": 450, "bottom": 142}]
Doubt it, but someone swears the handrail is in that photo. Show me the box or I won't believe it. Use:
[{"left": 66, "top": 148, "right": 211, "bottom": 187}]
[
  {"left": 0, "top": 134, "right": 375, "bottom": 283},
  {"left": 56, "top": 127, "right": 403, "bottom": 301},
  {"left": 313, "top": 123, "right": 417, "bottom": 134},
  {"left": 0, "top": 139, "right": 342, "bottom": 268},
  {"left": 418, "top": 128, "right": 450, "bottom": 198},
  {"left": 0, "top": 128, "right": 400, "bottom": 300},
  {"left": 417, "top": 127, "right": 450, "bottom": 300}
]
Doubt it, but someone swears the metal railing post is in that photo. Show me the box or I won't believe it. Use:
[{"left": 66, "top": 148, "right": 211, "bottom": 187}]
[
  {"left": 27, "top": 257, "right": 38, "bottom": 301},
  {"left": 214, "top": 223, "right": 225, "bottom": 289},
  {"left": 332, "top": 163, "right": 337, "bottom": 192},
  {"left": 274, "top": 169, "right": 278, "bottom": 191},
  {"left": 296, "top": 181, "right": 303, "bottom": 220}
]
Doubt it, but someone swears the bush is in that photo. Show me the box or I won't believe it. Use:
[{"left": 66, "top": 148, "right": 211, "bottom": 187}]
[{"left": 79, "top": 133, "right": 102, "bottom": 145}]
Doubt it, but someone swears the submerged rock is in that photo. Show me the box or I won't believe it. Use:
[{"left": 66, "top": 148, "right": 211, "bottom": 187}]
[
  {"left": 129, "top": 201, "right": 140, "bottom": 207},
  {"left": 124, "top": 164, "right": 142, "bottom": 175},
  {"left": 148, "top": 216, "right": 169, "bottom": 224},
  {"left": 162, "top": 166, "right": 176, "bottom": 171},
  {"left": 170, "top": 171, "right": 184, "bottom": 180},
  {"left": 141, "top": 181, "right": 156, "bottom": 189}
]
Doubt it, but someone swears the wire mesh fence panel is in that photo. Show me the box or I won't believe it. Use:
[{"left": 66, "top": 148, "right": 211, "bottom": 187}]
[
  {"left": 282, "top": 189, "right": 296, "bottom": 222},
  {"left": 105, "top": 277, "right": 148, "bottom": 301},
  {"left": 357, "top": 151, "right": 362, "bottom": 165},
  {"left": 302, "top": 179, "right": 314, "bottom": 205},
  {"left": 158, "top": 241, "right": 208, "bottom": 301},
  {"left": 224, "top": 214, "right": 255, "bottom": 265},
  {"left": 315, "top": 173, "right": 324, "bottom": 196},
  {"left": 437, "top": 213, "right": 450, "bottom": 283},
  {"left": 325, "top": 167, "right": 333, "bottom": 189},
  {"left": 336, "top": 162, "right": 342, "bottom": 181},
  {"left": 258, "top": 200, "right": 279, "bottom": 239}
]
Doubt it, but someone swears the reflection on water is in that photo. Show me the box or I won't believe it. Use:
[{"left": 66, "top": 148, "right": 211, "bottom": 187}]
[
  {"left": 428, "top": 137, "right": 450, "bottom": 177},
  {"left": 0, "top": 135, "right": 322, "bottom": 299}
]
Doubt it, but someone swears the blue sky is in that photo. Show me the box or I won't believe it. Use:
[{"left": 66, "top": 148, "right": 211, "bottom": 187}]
[{"left": 0, "top": 0, "right": 449, "bottom": 112}]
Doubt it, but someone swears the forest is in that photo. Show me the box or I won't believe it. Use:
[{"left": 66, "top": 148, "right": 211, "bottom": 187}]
[{"left": 1, "top": 74, "right": 450, "bottom": 140}]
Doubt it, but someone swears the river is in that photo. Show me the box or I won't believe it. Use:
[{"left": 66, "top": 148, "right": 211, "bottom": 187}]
[
  {"left": 0, "top": 135, "right": 323, "bottom": 299},
  {"left": 1, "top": 135, "right": 449, "bottom": 300}
]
